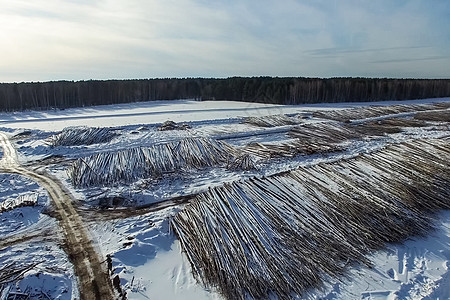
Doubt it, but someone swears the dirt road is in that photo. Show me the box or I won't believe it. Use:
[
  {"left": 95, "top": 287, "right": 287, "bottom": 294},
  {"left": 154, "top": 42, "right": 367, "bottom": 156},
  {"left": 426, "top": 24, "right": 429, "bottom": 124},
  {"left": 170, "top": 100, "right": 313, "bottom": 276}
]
[{"left": 0, "top": 132, "right": 115, "bottom": 300}]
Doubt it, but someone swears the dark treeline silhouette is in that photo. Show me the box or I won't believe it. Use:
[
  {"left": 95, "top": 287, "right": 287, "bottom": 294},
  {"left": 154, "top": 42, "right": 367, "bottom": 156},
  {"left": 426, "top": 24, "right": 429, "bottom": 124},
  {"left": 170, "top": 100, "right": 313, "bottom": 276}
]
[{"left": 1, "top": 77, "right": 449, "bottom": 111}]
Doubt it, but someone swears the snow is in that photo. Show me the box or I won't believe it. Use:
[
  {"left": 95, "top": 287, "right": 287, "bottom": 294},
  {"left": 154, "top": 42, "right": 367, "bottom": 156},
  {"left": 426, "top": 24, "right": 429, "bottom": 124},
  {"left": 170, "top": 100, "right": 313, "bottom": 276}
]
[
  {"left": 90, "top": 207, "right": 220, "bottom": 300},
  {"left": 1, "top": 97, "right": 449, "bottom": 300},
  {"left": 0, "top": 98, "right": 448, "bottom": 131},
  {"left": 313, "top": 211, "right": 450, "bottom": 300},
  {"left": 0, "top": 173, "right": 78, "bottom": 299},
  {"left": 0, "top": 100, "right": 302, "bottom": 131},
  {"left": 1, "top": 242, "right": 78, "bottom": 299},
  {"left": 0, "top": 174, "right": 48, "bottom": 235}
]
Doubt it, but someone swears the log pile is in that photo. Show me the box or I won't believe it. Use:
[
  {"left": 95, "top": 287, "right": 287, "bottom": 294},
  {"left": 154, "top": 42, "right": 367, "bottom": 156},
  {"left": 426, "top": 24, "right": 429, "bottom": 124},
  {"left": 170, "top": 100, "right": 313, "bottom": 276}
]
[
  {"left": 66, "top": 105, "right": 449, "bottom": 189},
  {"left": 243, "top": 115, "right": 302, "bottom": 127},
  {"left": 239, "top": 140, "right": 341, "bottom": 160},
  {"left": 289, "top": 122, "right": 359, "bottom": 144},
  {"left": 239, "top": 142, "right": 299, "bottom": 160},
  {"left": 67, "top": 137, "right": 238, "bottom": 187},
  {"left": 414, "top": 109, "right": 450, "bottom": 122},
  {"left": 0, "top": 262, "right": 41, "bottom": 300},
  {"left": 0, "top": 262, "right": 40, "bottom": 284},
  {"left": 313, "top": 102, "right": 446, "bottom": 122},
  {"left": 172, "top": 138, "right": 450, "bottom": 300},
  {"left": 157, "top": 120, "right": 192, "bottom": 131},
  {"left": 0, "top": 193, "right": 38, "bottom": 213},
  {"left": 227, "top": 154, "right": 256, "bottom": 171},
  {"left": 47, "top": 126, "right": 117, "bottom": 146},
  {"left": 367, "top": 117, "right": 427, "bottom": 128},
  {"left": 289, "top": 116, "right": 433, "bottom": 148}
]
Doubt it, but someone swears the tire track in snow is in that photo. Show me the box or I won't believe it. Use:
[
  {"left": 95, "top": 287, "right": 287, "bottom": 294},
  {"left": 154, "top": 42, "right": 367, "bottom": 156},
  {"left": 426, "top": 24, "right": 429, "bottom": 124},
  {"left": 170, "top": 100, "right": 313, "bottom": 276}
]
[{"left": 0, "top": 132, "right": 115, "bottom": 300}]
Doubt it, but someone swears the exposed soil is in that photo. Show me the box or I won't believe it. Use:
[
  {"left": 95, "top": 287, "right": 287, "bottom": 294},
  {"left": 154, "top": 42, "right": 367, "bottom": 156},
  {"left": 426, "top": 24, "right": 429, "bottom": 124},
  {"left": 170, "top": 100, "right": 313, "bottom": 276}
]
[{"left": 80, "top": 193, "right": 195, "bottom": 221}]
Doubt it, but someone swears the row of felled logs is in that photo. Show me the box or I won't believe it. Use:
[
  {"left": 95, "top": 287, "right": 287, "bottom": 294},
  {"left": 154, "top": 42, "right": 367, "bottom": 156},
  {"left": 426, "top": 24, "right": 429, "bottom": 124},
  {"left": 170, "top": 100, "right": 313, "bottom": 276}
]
[
  {"left": 67, "top": 137, "right": 238, "bottom": 187},
  {"left": 172, "top": 138, "right": 450, "bottom": 300}
]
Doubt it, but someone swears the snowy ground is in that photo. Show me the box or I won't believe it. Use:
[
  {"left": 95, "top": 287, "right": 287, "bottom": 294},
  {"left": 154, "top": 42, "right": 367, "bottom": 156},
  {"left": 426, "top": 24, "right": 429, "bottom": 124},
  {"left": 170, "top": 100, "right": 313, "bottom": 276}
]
[
  {"left": 0, "top": 173, "right": 78, "bottom": 299},
  {"left": 0, "top": 98, "right": 446, "bottom": 131},
  {"left": 313, "top": 210, "right": 450, "bottom": 300},
  {"left": 0, "top": 98, "right": 449, "bottom": 299},
  {"left": 89, "top": 206, "right": 221, "bottom": 300}
]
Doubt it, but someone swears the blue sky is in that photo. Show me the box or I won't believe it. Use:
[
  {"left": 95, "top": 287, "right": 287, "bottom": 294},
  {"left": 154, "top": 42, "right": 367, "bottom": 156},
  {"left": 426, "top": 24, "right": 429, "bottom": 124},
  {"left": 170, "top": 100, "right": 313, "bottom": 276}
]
[{"left": 1, "top": 0, "right": 449, "bottom": 82}]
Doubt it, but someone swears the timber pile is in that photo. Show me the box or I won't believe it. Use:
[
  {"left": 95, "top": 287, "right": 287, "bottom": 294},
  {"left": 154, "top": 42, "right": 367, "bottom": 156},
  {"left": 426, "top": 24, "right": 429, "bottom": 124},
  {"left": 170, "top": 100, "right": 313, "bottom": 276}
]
[
  {"left": 289, "top": 122, "right": 359, "bottom": 144},
  {"left": 157, "top": 120, "right": 192, "bottom": 131},
  {"left": 239, "top": 142, "right": 299, "bottom": 160},
  {"left": 0, "top": 262, "right": 40, "bottom": 299},
  {"left": 0, "top": 263, "right": 39, "bottom": 284},
  {"left": 289, "top": 140, "right": 342, "bottom": 155},
  {"left": 352, "top": 121, "right": 404, "bottom": 136},
  {"left": 48, "top": 127, "right": 117, "bottom": 146},
  {"left": 67, "top": 137, "right": 238, "bottom": 187},
  {"left": 239, "top": 140, "right": 340, "bottom": 160},
  {"left": 227, "top": 154, "right": 257, "bottom": 171},
  {"left": 289, "top": 116, "right": 432, "bottom": 147},
  {"left": 172, "top": 138, "right": 450, "bottom": 300},
  {"left": 244, "top": 115, "right": 302, "bottom": 127},
  {"left": 370, "top": 117, "right": 427, "bottom": 128},
  {"left": 0, "top": 193, "right": 38, "bottom": 213},
  {"left": 313, "top": 103, "right": 443, "bottom": 122},
  {"left": 414, "top": 109, "right": 450, "bottom": 122}
]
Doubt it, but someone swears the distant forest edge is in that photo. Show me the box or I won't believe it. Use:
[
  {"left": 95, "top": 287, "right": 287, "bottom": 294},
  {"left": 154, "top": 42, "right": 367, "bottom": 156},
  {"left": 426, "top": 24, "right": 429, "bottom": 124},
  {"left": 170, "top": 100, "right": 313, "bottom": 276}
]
[{"left": 1, "top": 77, "right": 450, "bottom": 111}]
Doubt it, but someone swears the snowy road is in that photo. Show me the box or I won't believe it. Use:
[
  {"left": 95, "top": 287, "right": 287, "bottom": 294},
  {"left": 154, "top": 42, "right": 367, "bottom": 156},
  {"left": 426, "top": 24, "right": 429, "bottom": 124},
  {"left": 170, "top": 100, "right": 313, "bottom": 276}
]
[{"left": 0, "top": 132, "right": 115, "bottom": 300}]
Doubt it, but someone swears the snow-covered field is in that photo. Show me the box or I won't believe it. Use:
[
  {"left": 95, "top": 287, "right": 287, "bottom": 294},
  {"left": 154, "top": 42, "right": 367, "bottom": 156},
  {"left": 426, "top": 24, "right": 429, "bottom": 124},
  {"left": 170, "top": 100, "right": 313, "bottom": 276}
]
[
  {"left": 311, "top": 210, "right": 450, "bottom": 300},
  {"left": 1, "top": 98, "right": 449, "bottom": 300},
  {"left": 0, "top": 98, "right": 446, "bottom": 131}
]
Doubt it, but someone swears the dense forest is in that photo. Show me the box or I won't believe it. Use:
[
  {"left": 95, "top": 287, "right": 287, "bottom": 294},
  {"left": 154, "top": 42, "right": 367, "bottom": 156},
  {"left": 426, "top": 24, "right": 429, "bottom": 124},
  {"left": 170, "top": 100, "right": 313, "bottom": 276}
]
[{"left": 0, "top": 77, "right": 449, "bottom": 111}]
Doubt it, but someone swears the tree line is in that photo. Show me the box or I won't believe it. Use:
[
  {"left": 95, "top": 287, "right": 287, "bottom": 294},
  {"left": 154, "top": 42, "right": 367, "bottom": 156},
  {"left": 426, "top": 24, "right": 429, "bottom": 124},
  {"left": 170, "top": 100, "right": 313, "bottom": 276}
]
[{"left": 0, "top": 77, "right": 449, "bottom": 111}]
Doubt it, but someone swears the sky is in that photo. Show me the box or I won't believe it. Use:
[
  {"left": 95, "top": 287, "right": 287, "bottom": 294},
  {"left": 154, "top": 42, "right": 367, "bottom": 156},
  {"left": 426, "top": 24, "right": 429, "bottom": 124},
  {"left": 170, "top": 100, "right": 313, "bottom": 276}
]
[{"left": 1, "top": 0, "right": 449, "bottom": 82}]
